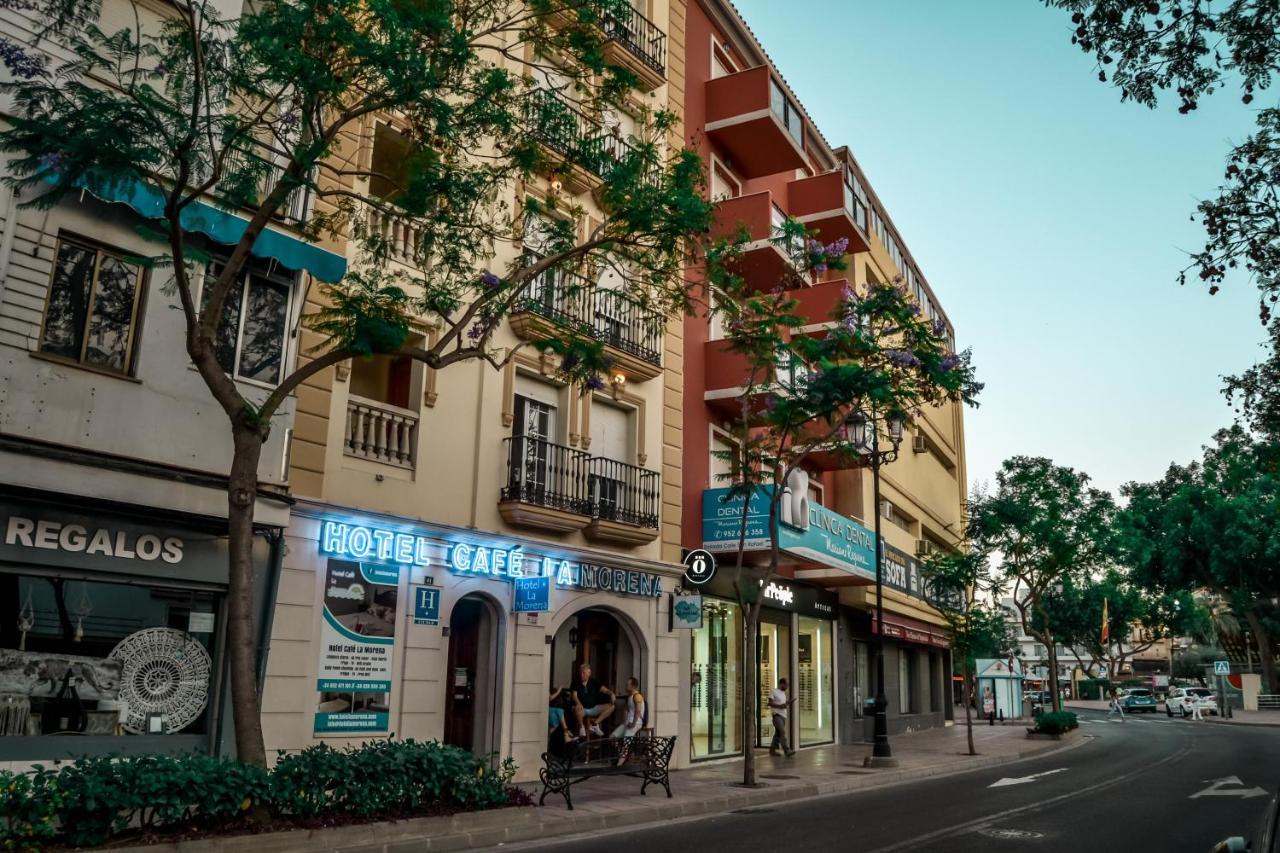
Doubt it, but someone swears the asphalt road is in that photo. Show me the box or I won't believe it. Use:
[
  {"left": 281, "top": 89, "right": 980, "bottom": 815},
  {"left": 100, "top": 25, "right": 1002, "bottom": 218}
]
[{"left": 504, "top": 709, "right": 1279, "bottom": 853}]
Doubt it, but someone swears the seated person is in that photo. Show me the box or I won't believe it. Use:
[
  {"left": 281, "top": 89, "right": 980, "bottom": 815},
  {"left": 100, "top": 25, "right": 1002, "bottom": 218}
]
[
  {"left": 570, "top": 663, "right": 615, "bottom": 737},
  {"left": 610, "top": 677, "right": 645, "bottom": 739},
  {"left": 547, "top": 686, "right": 578, "bottom": 755}
]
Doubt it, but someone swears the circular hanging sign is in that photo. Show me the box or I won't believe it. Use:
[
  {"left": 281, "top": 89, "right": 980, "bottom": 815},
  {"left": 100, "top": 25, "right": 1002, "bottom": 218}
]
[{"left": 683, "top": 549, "right": 717, "bottom": 586}]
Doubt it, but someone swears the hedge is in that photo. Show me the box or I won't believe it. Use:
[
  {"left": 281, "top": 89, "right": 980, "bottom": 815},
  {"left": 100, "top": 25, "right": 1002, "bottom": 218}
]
[
  {"left": 0, "top": 739, "right": 519, "bottom": 851},
  {"left": 1031, "top": 710, "right": 1079, "bottom": 735}
]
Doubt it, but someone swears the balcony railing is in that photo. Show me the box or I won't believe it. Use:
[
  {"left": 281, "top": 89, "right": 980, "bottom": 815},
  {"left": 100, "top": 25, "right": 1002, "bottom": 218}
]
[
  {"left": 590, "top": 457, "right": 659, "bottom": 528},
  {"left": 345, "top": 395, "right": 419, "bottom": 468},
  {"left": 524, "top": 89, "right": 648, "bottom": 182},
  {"left": 365, "top": 206, "right": 425, "bottom": 266},
  {"left": 598, "top": 2, "right": 666, "bottom": 76},
  {"left": 502, "top": 436, "right": 659, "bottom": 528},
  {"left": 590, "top": 288, "right": 663, "bottom": 365},
  {"left": 216, "top": 145, "right": 311, "bottom": 226},
  {"left": 502, "top": 435, "right": 591, "bottom": 515},
  {"left": 515, "top": 264, "right": 664, "bottom": 366}
]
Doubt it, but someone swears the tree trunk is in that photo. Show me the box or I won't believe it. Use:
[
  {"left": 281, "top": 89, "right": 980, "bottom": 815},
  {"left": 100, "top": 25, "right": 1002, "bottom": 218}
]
[
  {"left": 963, "top": 658, "right": 975, "bottom": 756},
  {"left": 742, "top": 600, "right": 758, "bottom": 786},
  {"left": 227, "top": 427, "right": 268, "bottom": 767},
  {"left": 1046, "top": 640, "right": 1062, "bottom": 712},
  {"left": 1243, "top": 606, "right": 1279, "bottom": 694}
]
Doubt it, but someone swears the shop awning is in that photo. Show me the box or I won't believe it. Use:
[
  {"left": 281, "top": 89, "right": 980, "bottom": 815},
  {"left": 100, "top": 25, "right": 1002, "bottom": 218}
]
[{"left": 58, "top": 173, "right": 347, "bottom": 283}]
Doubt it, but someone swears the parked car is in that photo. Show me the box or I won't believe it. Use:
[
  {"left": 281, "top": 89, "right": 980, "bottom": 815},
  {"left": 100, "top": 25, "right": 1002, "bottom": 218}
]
[
  {"left": 1166, "top": 686, "right": 1219, "bottom": 717},
  {"left": 1121, "top": 688, "right": 1158, "bottom": 713}
]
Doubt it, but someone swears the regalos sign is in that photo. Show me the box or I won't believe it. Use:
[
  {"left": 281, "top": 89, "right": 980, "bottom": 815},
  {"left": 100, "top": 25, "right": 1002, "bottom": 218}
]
[{"left": 4, "top": 515, "right": 184, "bottom": 563}]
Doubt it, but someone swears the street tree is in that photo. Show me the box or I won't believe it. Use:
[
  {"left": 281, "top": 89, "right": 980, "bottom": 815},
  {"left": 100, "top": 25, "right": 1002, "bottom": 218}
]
[
  {"left": 0, "top": 0, "right": 715, "bottom": 766},
  {"left": 709, "top": 224, "right": 981, "bottom": 786},
  {"left": 921, "top": 548, "right": 1013, "bottom": 756},
  {"left": 1045, "top": 0, "right": 1280, "bottom": 318},
  {"left": 1119, "top": 425, "right": 1280, "bottom": 692},
  {"left": 1048, "top": 570, "right": 1200, "bottom": 682},
  {"left": 967, "top": 458, "right": 1116, "bottom": 712}
]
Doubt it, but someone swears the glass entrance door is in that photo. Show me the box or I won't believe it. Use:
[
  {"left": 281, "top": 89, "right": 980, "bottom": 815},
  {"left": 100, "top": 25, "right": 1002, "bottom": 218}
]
[{"left": 756, "top": 618, "right": 791, "bottom": 747}]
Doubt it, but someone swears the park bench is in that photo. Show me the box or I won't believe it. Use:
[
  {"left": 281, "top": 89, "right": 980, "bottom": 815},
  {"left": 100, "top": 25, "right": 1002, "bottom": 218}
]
[{"left": 538, "top": 734, "right": 676, "bottom": 810}]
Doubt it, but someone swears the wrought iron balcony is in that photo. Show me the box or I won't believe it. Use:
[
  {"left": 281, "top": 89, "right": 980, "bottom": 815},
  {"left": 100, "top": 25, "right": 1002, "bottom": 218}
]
[
  {"left": 598, "top": 2, "right": 666, "bottom": 85},
  {"left": 524, "top": 89, "right": 649, "bottom": 188},
  {"left": 499, "top": 435, "right": 660, "bottom": 538},
  {"left": 589, "top": 456, "right": 659, "bottom": 529},
  {"left": 511, "top": 262, "right": 664, "bottom": 378}
]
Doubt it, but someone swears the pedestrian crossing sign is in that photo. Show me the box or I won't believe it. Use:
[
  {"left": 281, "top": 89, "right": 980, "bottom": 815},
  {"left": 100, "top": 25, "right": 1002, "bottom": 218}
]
[{"left": 1213, "top": 660, "right": 1230, "bottom": 675}]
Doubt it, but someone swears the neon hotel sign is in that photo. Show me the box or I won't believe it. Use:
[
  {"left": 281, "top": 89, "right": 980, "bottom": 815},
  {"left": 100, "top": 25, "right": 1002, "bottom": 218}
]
[{"left": 319, "top": 520, "right": 662, "bottom": 598}]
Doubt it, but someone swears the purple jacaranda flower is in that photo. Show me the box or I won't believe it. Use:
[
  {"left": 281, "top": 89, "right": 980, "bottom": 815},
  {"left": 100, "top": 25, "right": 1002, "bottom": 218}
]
[
  {"left": 0, "top": 39, "right": 44, "bottom": 79},
  {"left": 909, "top": 303, "right": 921, "bottom": 316},
  {"left": 38, "top": 151, "right": 64, "bottom": 174},
  {"left": 562, "top": 352, "right": 580, "bottom": 371},
  {"left": 886, "top": 349, "right": 921, "bottom": 368},
  {"left": 807, "top": 238, "right": 823, "bottom": 253},
  {"left": 940, "top": 354, "right": 959, "bottom": 372},
  {"left": 467, "top": 322, "right": 485, "bottom": 340},
  {"left": 827, "top": 237, "right": 849, "bottom": 255},
  {"left": 841, "top": 284, "right": 855, "bottom": 302},
  {"left": 813, "top": 263, "right": 828, "bottom": 274},
  {"left": 933, "top": 318, "right": 947, "bottom": 336},
  {"left": 585, "top": 375, "right": 606, "bottom": 391},
  {"left": 278, "top": 111, "right": 298, "bottom": 128},
  {"left": 480, "top": 271, "right": 501, "bottom": 289}
]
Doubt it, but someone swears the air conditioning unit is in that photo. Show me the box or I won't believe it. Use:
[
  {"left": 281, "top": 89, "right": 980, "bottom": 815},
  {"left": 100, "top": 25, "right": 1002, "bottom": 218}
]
[
  {"left": 912, "top": 434, "right": 927, "bottom": 454},
  {"left": 914, "top": 539, "right": 934, "bottom": 557},
  {"left": 880, "top": 500, "right": 893, "bottom": 519}
]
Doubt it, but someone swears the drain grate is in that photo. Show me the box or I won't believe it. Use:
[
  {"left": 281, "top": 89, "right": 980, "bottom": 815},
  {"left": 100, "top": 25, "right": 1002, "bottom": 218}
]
[
  {"left": 732, "top": 807, "right": 776, "bottom": 815},
  {"left": 760, "top": 774, "right": 801, "bottom": 780}
]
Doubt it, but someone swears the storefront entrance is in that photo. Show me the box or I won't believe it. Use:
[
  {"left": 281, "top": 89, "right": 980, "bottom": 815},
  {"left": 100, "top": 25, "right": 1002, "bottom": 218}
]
[
  {"left": 443, "top": 594, "right": 499, "bottom": 755},
  {"left": 755, "top": 616, "right": 790, "bottom": 747},
  {"left": 549, "top": 608, "right": 642, "bottom": 699}
]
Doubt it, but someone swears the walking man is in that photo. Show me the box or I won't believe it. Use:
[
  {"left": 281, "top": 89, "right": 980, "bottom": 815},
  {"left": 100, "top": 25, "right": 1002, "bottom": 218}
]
[
  {"left": 768, "top": 677, "right": 796, "bottom": 757},
  {"left": 1106, "top": 689, "right": 1126, "bottom": 722},
  {"left": 1190, "top": 694, "right": 1204, "bottom": 721}
]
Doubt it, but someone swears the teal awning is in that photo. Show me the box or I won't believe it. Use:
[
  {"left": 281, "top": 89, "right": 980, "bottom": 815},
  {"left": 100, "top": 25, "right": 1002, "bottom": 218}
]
[{"left": 61, "top": 173, "right": 347, "bottom": 283}]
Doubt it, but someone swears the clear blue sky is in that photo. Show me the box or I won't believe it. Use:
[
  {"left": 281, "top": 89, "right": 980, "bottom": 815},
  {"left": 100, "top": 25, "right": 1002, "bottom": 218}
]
[{"left": 733, "top": 0, "right": 1269, "bottom": 496}]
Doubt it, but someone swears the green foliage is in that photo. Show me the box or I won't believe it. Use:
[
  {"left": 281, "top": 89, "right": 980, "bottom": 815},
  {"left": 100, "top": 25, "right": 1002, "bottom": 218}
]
[
  {"left": 1046, "top": 1, "right": 1280, "bottom": 308},
  {"left": 0, "top": 740, "right": 517, "bottom": 849},
  {"left": 1031, "top": 710, "right": 1078, "bottom": 735}
]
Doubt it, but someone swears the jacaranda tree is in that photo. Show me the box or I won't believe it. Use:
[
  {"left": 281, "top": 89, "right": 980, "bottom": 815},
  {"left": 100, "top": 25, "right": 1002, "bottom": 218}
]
[
  {"left": 0, "top": 0, "right": 715, "bottom": 766},
  {"left": 708, "top": 221, "right": 981, "bottom": 785}
]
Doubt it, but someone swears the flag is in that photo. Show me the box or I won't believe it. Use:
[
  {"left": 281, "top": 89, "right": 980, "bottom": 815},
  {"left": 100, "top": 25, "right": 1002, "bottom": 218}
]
[{"left": 1101, "top": 598, "right": 1110, "bottom": 644}]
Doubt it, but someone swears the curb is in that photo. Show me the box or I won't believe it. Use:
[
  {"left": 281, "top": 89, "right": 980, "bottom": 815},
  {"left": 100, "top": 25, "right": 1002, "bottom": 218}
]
[{"left": 106, "top": 735, "right": 1089, "bottom": 853}]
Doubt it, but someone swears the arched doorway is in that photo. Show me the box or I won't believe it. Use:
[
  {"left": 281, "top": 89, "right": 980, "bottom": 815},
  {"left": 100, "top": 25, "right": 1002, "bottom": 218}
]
[
  {"left": 443, "top": 594, "right": 500, "bottom": 755},
  {"left": 550, "top": 607, "right": 645, "bottom": 722}
]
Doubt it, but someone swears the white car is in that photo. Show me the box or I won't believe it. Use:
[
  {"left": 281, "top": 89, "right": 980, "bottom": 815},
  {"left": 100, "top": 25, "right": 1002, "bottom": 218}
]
[{"left": 1165, "top": 686, "right": 1219, "bottom": 717}]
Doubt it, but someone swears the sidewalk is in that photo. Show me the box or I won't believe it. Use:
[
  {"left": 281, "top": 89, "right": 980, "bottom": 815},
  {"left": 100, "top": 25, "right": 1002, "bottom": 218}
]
[
  {"left": 1067, "top": 699, "right": 1280, "bottom": 726},
  {"left": 112, "top": 722, "right": 1081, "bottom": 853}
]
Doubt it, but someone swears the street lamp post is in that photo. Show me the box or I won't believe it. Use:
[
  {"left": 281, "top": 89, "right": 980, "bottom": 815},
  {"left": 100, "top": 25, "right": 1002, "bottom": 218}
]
[{"left": 847, "top": 409, "right": 905, "bottom": 766}]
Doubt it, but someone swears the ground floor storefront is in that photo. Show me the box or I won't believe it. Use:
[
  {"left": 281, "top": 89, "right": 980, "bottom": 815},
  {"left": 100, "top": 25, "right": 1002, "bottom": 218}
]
[
  {"left": 0, "top": 487, "right": 280, "bottom": 766},
  {"left": 686, "top": 574, "right": 839, "bottom": 762},
  {"left": 260, "top": 502, "right": 684, "bottom": 781}
]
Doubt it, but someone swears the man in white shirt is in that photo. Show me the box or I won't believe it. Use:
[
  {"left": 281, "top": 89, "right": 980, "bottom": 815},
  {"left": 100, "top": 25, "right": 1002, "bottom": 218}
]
[{"left": 768, "top": 677, "right": 796, "bottom": 757}]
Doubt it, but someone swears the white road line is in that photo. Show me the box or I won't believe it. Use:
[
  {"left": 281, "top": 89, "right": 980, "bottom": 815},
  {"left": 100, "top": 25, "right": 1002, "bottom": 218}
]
[{"left": 865, "top": 742, "right": 1195, "bottom": 853}]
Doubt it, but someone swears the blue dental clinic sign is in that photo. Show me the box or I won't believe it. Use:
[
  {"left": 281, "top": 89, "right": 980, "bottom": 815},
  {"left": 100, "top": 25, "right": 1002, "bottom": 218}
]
[
  {"left": 319, "top": 520, "right": 663, "bottom": 599},
  {"left": 700, "top": 488, "right": 876, "bottom": 580},
  {"left": 513, "top": 575, "right": 552, "bottom": 613}
]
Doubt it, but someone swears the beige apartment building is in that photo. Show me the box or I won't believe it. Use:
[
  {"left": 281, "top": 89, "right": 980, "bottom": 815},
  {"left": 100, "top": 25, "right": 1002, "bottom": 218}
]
[{"left": 258, "top": 2, "right": 692, "bottom": 779}]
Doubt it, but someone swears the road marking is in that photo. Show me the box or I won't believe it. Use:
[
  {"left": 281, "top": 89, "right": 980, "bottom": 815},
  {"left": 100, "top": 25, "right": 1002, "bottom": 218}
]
[
  {"left": 989, "top": 768, "right": 1068, "bottom": 788},
  {"left": 980, "top": 828, "right": 1045, "bottom": 840},
  {"left": 866, "top": 741, "right": 1195, "bottom": 853},
  {"left": 1189, "top": 776, "right": 1269, "bottom": 800}
]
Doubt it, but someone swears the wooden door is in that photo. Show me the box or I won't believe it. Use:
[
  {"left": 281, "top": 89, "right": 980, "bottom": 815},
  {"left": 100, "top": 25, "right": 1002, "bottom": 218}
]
[{"left": 444, "top": 598, "right": 482, "bottom": 750}]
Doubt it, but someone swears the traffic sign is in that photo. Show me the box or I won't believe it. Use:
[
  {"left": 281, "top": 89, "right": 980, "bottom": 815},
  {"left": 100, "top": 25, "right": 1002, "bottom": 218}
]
[
  {"left": 1213, "top": 660, "right": 1230, "bottom": 675},
  {"left": 682, "top": 548, "right": 717, "bottom": 586}
]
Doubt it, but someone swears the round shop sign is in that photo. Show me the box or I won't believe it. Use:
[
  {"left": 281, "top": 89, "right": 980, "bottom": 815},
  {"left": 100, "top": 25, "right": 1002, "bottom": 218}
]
[{"left": 683, "top": 549, "right": 717, "bottom": 586}]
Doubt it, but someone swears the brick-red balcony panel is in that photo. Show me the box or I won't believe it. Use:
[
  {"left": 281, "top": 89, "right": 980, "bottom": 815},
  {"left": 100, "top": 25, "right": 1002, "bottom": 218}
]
[
  {"left": 711, "top": 191, "right": 794, "bottom": 291},
  {"left": 706, "top": 66, "right": 808, "bottom": 178},
  {"left": 786, "top": 278, "right": 852, "bottom": 337},
  {"left": 788, "top": 171, "right": 871, "bottom": 253}
]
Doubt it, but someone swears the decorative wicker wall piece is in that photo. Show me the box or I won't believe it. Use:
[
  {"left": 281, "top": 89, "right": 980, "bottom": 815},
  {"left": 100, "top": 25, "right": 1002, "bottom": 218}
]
[{"left": 108, "top": 628, "right": 212, "bottom": 734}]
